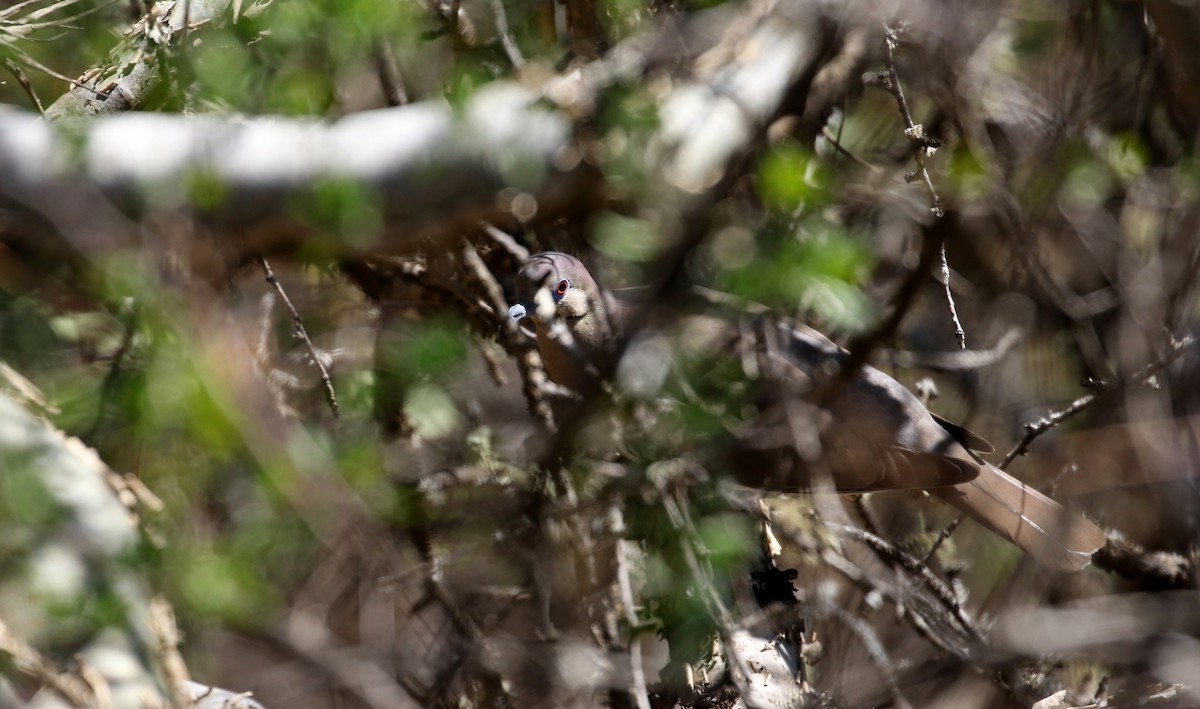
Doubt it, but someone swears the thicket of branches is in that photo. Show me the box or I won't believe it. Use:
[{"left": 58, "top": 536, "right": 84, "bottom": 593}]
[{"left": 0, "top": 0, "right": 1198, "bottom": 707}]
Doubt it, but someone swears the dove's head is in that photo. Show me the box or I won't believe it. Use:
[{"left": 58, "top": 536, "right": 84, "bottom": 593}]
[{"left": 508, "top": 252, "right": 613, "bottom": 390}]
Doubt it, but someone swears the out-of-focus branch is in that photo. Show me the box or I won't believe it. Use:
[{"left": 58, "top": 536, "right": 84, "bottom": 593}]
[
  {"left": 0, "top": 390, "right": 262, "bottom": 707},
  {"left": 886, "top": 328, "right": 1022, "bottom": 372},
  {"left": 372, "top": 40, "right": 409, "bottom": 107},
  {"left": 1094, "top": 533, "right": 1193, "bottom": 590},
  {"left": 1, "top": 85, "right": 587, "bottom": 273},
  {"left": 561, "top": 0, "right": 609, "bottom": 60},
  {"left": 0, "top": 617, "right": 95, "bottom": 707},
  {"left": 0, "top": 4, "right": 834, "bottom": 305},
  {"left": 269, "top": 614, "right": 424, "bottom": 709}
]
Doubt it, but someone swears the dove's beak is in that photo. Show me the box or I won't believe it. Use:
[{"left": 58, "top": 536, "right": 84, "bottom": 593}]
[
  {"left": 508, "top": 302, "right": 530, "bottom": 322},
  {"left": 510, "top": 282, "right": 559, "bottom": 325}
]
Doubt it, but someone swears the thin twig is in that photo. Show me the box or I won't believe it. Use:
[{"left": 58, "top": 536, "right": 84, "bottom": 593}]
[
  {"left": 820, "top": 125, "right": 881, "bottom": 172},
  {"left": 921, "top": 515, "right": 962, "bottom": 566},
  {"left": 851, "top": 494, "right": 884, "bottom": 539},
  {"left": 881, "top": 23, "right": 962, "bottom": 350},
  {"left": 459, "top": 239, "right": 509, "bottom": 321},
  {"left": 927, "top": 331, "right": 1170, "bottom": 561},
  {"left": 10, "top": 44, "right": 110, "bottom": 97},
  {"left": 1000, "top": 333, "right": 1196, "bottom": 468},
  {"left": 939, "top": 242, "right": 966, "bottom": 349},
  {"left": 4, "top": 58, "right": 44, "bottom": 114},
  {"left": 0, "top": 0, "right": 119, "bottom": 37},
  {"left": 881, "top": 22, "right": 943, "bottom": 217},
  {"left": 816, "top": 545, "right": 969, "bottom": 660},
  {"left": 256, "top": 256, "right": 341, "bottom": 418}
]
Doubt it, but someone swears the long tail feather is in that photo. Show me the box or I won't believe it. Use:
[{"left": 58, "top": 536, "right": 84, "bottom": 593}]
[{"left": 935, "top": 465, "right": 1107, "bottom": 572}]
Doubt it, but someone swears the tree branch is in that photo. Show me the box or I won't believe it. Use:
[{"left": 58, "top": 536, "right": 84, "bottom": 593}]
[{"left": 45, "top": 0, "right": 239, "bottom": 120}]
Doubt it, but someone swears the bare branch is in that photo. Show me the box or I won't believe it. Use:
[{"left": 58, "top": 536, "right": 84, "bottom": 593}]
[
  {"left": 257, "top": 256, "right": 341, "bottom": 419},
  {"left": 3, "top": 58, "right": 44, "bottom": 114},
  {"left": 880, "top": 22, "right": 943, "bottom": 217},
  {"left": 939, "top": 242, "right": 966, "bottom": 349},
  {"left": 1001, "top": 334, "right": 1197, "bottom": 468}
]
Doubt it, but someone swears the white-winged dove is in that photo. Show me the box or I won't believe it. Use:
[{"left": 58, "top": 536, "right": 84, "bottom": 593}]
[{"left": 509, "top": 251, "right": 1107, "bottom": 572}]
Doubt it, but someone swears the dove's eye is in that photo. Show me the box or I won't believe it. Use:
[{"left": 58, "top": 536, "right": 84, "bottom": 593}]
[{"left": 554, "top": 278, "right": 571, "bottom": 300}]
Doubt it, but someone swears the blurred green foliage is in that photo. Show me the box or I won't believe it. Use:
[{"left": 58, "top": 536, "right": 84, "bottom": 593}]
[
  {"left": 296, "top": 177, "right": 384, "bottom": 251},
  {"left": 0, "top": 457, "right": 64, "bottom": 532},
  {"left": 382, "top": 317, "right": 470, "bottom": 386},
  {"left": 593, "top": 213, "right": 660, "bottom": 263},
  {"left": 1, "top": 0, "right": 1109, "bottom": 695},
  {"left": 0, "top": 0, "right": 878, "bottom": 673},
  {"left": 710, "top": 141, "right": 873, "bottom": 330},
  {"left": 758, "top": 142, "right": 831, "bottom": 208}
]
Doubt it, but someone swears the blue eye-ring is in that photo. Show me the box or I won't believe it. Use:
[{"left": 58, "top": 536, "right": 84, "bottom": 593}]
[{"left": 553, "top": 277, "right": 571, "bottom": 301}]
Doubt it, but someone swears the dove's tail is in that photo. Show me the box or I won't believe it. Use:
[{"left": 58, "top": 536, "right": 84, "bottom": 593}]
[{"left": 935, "top": 464, "right": 1107, "bottom": 572}]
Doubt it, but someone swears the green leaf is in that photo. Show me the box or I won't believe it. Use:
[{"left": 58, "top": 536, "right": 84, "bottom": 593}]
[{"left": 758, "top": 143, "right": 830, "bottom": 209}]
